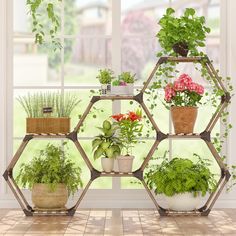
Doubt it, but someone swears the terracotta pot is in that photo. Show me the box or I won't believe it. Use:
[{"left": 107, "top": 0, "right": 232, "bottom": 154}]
[
  {"left": 117, "top": 155, "right": 134, "bottom": 173},
  {"left": 101, "top": 157, "right": 114, "bottom": 172},
  {"left": 26, "top": 117, "right": 70, "bottom": 134},
  {"left": 32, "top": 183, "right": 68, "bottom": 209},
  {"left": 171, "top": 106, "right": 198, "bottom": 134},
  {"left": 173, "top": 42, "right": 189, "bottom": 57}
]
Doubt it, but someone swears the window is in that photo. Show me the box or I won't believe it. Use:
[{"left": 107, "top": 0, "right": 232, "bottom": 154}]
[{"left": 12, "top": 0, "right": 223, "bottom": 199}]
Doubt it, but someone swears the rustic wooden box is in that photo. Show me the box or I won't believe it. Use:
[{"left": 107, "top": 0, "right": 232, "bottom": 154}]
[{"left": 26, "top": 118, "right": 70, "bottom": 134}]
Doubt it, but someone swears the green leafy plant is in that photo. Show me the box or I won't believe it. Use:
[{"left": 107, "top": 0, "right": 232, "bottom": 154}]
[
  {"left": 97, "top": 69, "right": 115, "bottom": 84},
  {"left": 15, "top": 143, "right": 83, "bottom": 195},
  {"left": 92, "top": 120, "right": 122, "bottom": 159},
  {"left": 145, "top": 154, "right": 217, "bottom": 197},
  {"left": 17, "top": 92, "right": 80, "bottom": 118},
  {"left": 112, "top": 110, "right": 143, "bottom": 155},
  {"left": 27, "top": 0, "right": 62, "bottom": 50},
  {"left": 118, "top": 72, "right": 135, "bottom": 84},
  {"left": 157, "top": 8, "right": 210, "bottom": 56}
]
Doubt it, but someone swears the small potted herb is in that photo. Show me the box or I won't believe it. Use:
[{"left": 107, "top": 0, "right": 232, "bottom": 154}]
[
  {"left": 16, "top": 143, "right": 83, "bottom": 209},
  {"left": 111, "top": 72, "right": 135, "bottom": 95},
  {"left": 17, "top": 92, "right": 80, "bottom": 134},
  {"left": 157, "top": 8, "right": 210, "bottom": 57},
  {"left": 92, "top": 120, "right": 122, "bottom": 172},
  {"left": 164, "top": 74, "right": 204, "bottom": 134},
  {"left": 112, "top": 110, "right": 143, "bottom": 173},
  {"left": 96, "top": 69, "right": 115, "bottom": 95},
  {"left": 145, "top": 155, "right": 217, "bottom": 211}
]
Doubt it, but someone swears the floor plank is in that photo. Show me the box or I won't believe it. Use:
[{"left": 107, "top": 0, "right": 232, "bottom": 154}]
[{"left": 0, "top": 209, "right": 235, "bottom": 235}]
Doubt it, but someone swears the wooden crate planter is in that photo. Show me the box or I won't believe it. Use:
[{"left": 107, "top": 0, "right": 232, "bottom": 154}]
[{"left": 26, "top": 117, "right": 70, "bottom": 134}]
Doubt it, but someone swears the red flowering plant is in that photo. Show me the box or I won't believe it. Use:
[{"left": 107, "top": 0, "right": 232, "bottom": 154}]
[
  {"left": 111, "top": 109, "right": 143, "bottom": 155},
  {"left": 164, "top": 74, "right": 204, "bottom": 107}
]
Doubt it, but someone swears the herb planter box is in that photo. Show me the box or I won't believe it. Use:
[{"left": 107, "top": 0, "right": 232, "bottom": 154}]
[
  {"left": 101, "top": 84, "right": 111, "bottom": 95},
  {"left": 111, "top": 84, "right": 133, "bottom": 95},
  {"left": 26, "top": 117, "right": 70, "bottom": 134}
]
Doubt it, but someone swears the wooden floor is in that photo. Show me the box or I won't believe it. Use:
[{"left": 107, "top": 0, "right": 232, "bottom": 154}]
[{"left": 0, "top": 209, "right": 236, "bottom": 235}]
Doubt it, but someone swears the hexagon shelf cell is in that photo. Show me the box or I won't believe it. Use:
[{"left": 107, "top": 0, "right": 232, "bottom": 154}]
[
  {"left": 3, "top": 134, "right": 92, "bottom": 216},
  {"left": 72, "top": 94, "right": 163, "bottom": 201},
  {"left": 143, "top": 138, "right": 231, "bottom": 216},
  {"left": 141, "top": 56, "right": 231, "bottom": 136}
]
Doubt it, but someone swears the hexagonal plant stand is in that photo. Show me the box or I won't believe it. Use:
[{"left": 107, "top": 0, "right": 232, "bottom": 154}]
[{"left": 3, "top": 56, "right": 231, "bottom": 216}]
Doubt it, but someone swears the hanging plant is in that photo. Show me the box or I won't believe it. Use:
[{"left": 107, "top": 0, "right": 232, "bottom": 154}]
[{"left": 27, "top": 0, "right": 62, "bottom": 50}]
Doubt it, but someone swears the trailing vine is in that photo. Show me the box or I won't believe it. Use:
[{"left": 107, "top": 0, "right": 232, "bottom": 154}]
[{"left": 27, "top": 0, "right": 62, "bottom": 50}]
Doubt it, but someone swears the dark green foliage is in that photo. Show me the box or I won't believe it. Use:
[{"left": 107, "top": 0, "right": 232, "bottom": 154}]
[
  {"left": 92, "top": 120, "right": 122, "bottom": 159},
  {"left": 145, "top": 155, "right": 217, "bottom": 197},
  {"left": 15, "top": 143, "right": 83, "bottom": 195},
  {"left": 157, "top": 8, "right": 210, "bottom": 56}
]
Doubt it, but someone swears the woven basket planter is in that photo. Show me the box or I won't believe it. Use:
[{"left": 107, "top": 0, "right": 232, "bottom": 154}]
[
  {"left": 26, "top": 117, "right": 70, "bottom": 134},
  {"left": 32, "top": 183, "right": 68, "bottom": 209}
]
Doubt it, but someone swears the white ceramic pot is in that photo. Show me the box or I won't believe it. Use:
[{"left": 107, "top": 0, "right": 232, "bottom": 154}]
[
  {"left": 101, "top": 84, "right": 110, "bottom": 95},
  {"left": 165, "top": 192, "right": 201, "bottom": 211},
  {"left": 117, "top": 155, "right": 134, "bottom": 173},
  {"left": 111, "top": 84, "right": 133, "bottom": 95},
  {"left": 101, "top": 157, "right": 114, "bottom": 172}
]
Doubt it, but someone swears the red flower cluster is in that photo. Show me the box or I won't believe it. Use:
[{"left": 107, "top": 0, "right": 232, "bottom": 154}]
[
  {"left": 164, "top": 74, "right": 204, "bottom": 102},
  {"left": 111, "top": 111, "right": 142, "bottom": 122}
]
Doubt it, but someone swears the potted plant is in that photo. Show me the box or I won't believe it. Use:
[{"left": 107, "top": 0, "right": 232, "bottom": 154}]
[
  {"left": 146, "top": 155, "right": 217, "bottom": 211},
  {"left": 112, "top": 110, "right": 143, "bottom": 173},
  {"left": 164, "top": 74, "right": 204, "bottom": 134},
  {"left": 111, "top": 72, "right": 135, "bottom": 95},
  {"left": 17, "top": 92, "right": 80, "bottom": 134},
  {"left": 92, "top": 120, "right": 122, "bottom": 172},
  {"left": 15, "top": 143, "right": 83, "bottom": 209},
  {"left": 157, "top": 8, "right": 211, "bottom": 57},
  {"left": 96, "top": 69, "right": 115, "bottom": 95}
]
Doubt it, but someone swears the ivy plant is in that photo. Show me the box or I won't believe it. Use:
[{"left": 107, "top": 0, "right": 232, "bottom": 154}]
[
  {"left": 145, "top": 154, "right": 217, "bottom": 197},
  {"left": 157, "top": 8, "right": 210, "bottom": 57},
  {"left": 15, "top": 143, "right": 83, "bottom": 195},
  {"left": 27, "top": 0, "right": 62, "bottom": 50}
]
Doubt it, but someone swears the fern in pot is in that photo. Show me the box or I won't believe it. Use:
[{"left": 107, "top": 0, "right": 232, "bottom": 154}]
[
  {"left": 16, "top": 143, "right": 83, "bottom": 210},
  {"left": 92, "top": 120, "right": 122, "bottom": 172},
  {"left": 96, "top": 69, "right": 115, "bottom": 95},
  {"left": 145, "top": 154, "right": 217, "bottom": 211},
  {"left": 112, "top": 110, "right": 143, "bottom": 173}
]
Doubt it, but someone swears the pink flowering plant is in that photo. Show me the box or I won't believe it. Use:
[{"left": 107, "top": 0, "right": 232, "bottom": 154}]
[{"left": 164, "top": 74, "right": 204, "bottom": 107}]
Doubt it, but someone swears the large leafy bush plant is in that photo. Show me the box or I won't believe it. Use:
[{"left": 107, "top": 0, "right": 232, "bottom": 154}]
[
  {"left": 146, "top": 155, "right": 217, "bottom": 197},
  {"left": 16, "top": 143, "right": 83, "bottom": 195},
  {"left": 157, "top": 8, "right": 210, "bottom": 56}
]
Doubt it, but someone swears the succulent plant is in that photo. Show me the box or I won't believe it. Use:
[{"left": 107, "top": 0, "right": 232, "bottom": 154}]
[{"left": 92, "top": 120, "right": 122, "bottom": 159}]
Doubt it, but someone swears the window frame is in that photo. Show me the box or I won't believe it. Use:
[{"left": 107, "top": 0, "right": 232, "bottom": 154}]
[{"left": 1, "top": 0, "right": 235, "bottom": 208}]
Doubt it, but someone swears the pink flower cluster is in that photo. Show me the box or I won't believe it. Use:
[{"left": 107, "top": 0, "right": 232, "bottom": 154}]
[{"left": 164, "top": 74, "right": 204, "bottom": 102}]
